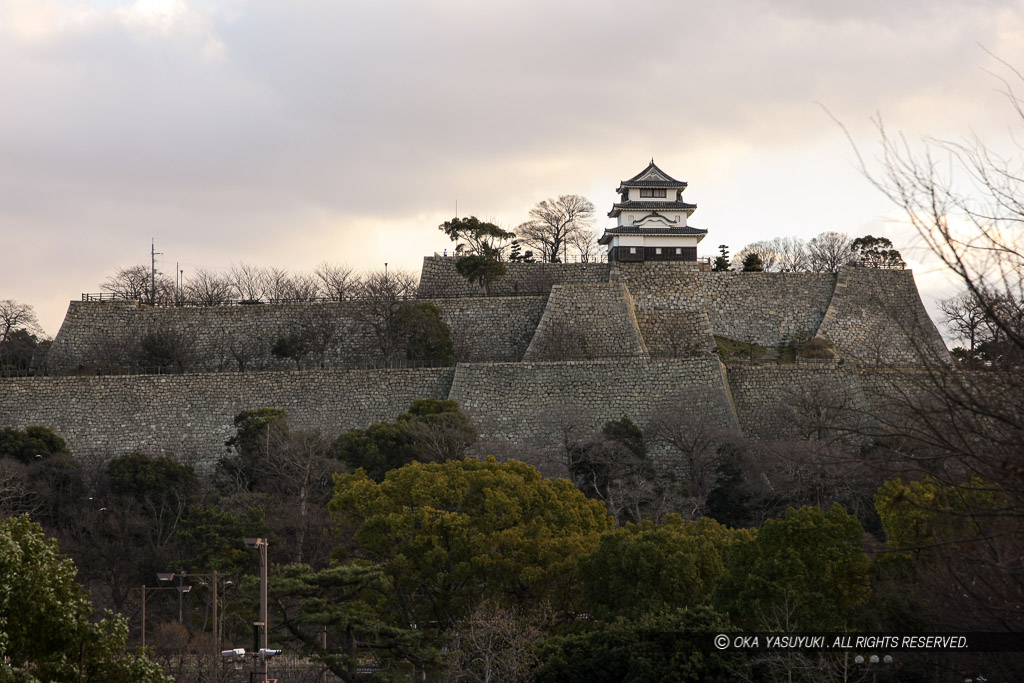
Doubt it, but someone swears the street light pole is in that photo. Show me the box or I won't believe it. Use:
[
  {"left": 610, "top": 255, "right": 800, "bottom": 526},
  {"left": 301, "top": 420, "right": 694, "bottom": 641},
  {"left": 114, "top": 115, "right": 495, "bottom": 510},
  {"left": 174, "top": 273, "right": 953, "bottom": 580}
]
[
  {"left": 244, "top": 537, "right": 269, "bottom": 683},
  {"left": 157, "top": 570, "right": 220, "bottom": 683}
]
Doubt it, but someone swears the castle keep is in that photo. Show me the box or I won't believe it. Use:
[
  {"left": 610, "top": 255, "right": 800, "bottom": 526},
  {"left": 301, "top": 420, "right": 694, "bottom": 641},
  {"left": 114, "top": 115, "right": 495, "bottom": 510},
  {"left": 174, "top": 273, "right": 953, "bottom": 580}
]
[{"left": 0, "top": 164, "right": 951, "bottom": 466}]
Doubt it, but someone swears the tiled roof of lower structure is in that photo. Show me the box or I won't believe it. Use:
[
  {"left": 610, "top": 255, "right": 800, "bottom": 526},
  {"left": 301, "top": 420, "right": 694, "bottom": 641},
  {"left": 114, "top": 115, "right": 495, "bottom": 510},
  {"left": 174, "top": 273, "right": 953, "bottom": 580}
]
[
  {"left": 598, "top": 225, "right": 708, "bottom": 244},
  {"left": 608, "top": 201, "right": 698, "bottom": 217}
]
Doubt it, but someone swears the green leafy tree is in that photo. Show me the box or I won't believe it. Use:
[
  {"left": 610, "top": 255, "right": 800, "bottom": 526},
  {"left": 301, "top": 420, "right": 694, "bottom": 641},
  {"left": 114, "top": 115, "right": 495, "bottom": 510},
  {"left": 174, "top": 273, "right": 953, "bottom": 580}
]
[
  {"left": 874, "top": 477, "right": 1007, "bottom": 550},
  {"left": 0, "top": 425, "right": 69, "bottom": 464},
  {"left": 741, "top": 252, "right": 764, "bottom": 272},
  {"left": 329, "top": 457, "right": 612, "bottom": 633},
  {"left": 714, "top": 504, "right": 870, "bottom": 631},
  {"left": 455, "top": 254, "right": 508, "bottom": 295},
  {"left": 222, "top": 408, "right": 290, "bottom": 490},
  {"left": 713, "top": 244, "right": 731, "bottom": 272},
  {"left": 0, "top": 515, "right": 170, "bottom": 682},
  {"left": 391, "top": 301, "right": 454, "bottom": 365},
  {"left": 105, "top": 452, "right": 199, "bottom": 552},
  {"left": 271, "top": 332, "right": 311, "bottom": 369},
  {"left": 271, "top": 562, "right": 435, "bottom": 681},
  {"left": 332, "top": 399, "right": 476, "bottom": 481},
  {"left": 439, "top": 216, "right": 514, "bottom": 258},
  {"left": 579, "top": 516, "right": 752, "bottom": 621},
  {"left": 871, "top": 477, "right": 1022, "bottom": 633},
  {"left": 850, "top": 235, "right": 905, "bottom": 269},
  {"left": 535, "top": 606, "right": 740, "bottom": 683}
]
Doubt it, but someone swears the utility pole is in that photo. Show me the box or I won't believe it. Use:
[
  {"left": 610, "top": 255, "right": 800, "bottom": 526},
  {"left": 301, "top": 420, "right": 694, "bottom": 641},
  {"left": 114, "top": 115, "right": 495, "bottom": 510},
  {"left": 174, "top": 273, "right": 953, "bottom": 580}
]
[
  {"left": 244, "top": 538, "right": 269, "bottom": 683},
  {"left": 150, "top": 240, "right": 163, "bottom": 305}
]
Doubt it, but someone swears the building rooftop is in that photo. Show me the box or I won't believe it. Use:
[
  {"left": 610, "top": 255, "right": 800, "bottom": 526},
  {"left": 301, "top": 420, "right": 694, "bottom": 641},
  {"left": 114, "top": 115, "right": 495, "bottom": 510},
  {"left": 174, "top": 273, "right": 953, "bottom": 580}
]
[
  {"left": 617, "top": 160, "right": 688, "bottom": 189},
  {"left": 608, "top": 200, "right": 697, "bottom": 217}
]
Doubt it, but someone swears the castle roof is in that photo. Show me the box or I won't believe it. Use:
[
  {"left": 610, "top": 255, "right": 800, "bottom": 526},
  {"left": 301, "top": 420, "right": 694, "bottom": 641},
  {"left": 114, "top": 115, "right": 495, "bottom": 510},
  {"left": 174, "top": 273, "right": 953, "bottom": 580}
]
[
  {"left": 617, "top": 160, "right": 688, "bottom": 190},
  {"left": 598, "top": 225, "right": 707, "bottom": 244},
  {"left": 607, "top": 200, "right": 697, "bottom": 218}
]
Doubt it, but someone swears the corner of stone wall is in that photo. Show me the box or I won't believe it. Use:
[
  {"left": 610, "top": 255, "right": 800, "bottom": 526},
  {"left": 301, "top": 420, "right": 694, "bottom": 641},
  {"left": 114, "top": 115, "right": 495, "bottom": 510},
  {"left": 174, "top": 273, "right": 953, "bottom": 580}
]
[
  {"left": 523, "top": 283, "right": 649, "bottom": 361},
  {"left": 815, "top": 266, "right": 951, "bottom": 367}
]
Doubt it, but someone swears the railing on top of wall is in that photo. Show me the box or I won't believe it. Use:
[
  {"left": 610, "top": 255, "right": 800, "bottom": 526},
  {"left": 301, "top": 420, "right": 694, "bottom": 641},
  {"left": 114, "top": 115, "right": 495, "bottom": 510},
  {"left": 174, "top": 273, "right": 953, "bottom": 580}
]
[{"left": 79, "top": 293, "right": 419, "bottom": 307}]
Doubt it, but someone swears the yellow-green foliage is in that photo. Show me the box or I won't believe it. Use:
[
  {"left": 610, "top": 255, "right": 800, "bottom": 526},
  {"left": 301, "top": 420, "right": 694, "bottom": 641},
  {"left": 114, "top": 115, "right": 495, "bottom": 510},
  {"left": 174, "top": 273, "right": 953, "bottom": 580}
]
[
  {"left": 714, "top": 504, "right": 871, "bottom": 631},
  {"left": 330, "top": 457, "right": 613, "bottom": 628},
  {"left": 875, "top": 477, "right": 1009, "bottom": 549}
]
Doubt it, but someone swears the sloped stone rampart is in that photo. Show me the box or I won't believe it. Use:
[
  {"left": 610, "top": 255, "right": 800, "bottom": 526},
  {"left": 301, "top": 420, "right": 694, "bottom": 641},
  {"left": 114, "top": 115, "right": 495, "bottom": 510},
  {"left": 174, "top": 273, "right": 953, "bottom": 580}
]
[
  {"left": 449, "top": 358, "right": 738, "bottom": 447},
  {"left": 816, "top": 268, "right": 951, "bottom": 367},
  {"left": 0, "top": 368, "right": 455, "bottom": 465},
  {"left": 417, "top": 256, "right": 610, "bottom": 297},
  {"left": 523, "top": 284, "right": 648, "bottom": 360},
  {"left": 634, "top": 309, "right": 717, "bottom": 358},
  {"left": 610, "top": 263, "right": 837, "bottom": 346},
  {"left": 724, "top": 361, "right": 871, "bottom": 439},
  {"left": 46, "top": 297, "right": 547, "bottom": 373}
]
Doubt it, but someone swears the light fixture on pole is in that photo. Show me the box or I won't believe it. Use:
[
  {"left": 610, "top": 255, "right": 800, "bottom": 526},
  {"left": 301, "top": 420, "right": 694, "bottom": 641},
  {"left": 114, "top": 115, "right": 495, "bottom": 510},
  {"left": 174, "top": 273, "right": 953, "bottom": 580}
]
[
  {"left": 156, "top": 572, "right": 191, "bottom": 623},
  {"left": 244, "top": 537, "right": 269, "bottom": 683}
]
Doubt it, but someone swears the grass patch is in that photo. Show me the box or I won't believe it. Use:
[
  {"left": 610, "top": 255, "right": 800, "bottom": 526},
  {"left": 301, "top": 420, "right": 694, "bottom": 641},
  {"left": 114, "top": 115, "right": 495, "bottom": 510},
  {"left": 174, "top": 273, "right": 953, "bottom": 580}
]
[
  {"left": 715, "top": 336, "right": 770, "bottom": 360},
  {"left": 796, "top": 336, "right": 838, "bottom": 360}
]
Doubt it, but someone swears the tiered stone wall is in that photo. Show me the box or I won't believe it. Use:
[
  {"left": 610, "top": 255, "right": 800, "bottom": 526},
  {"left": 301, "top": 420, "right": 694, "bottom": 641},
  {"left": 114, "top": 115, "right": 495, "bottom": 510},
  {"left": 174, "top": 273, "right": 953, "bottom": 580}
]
[
  {"left": 724, "top": 361, "right": 871, "bottom": 439},
  {"left": 46, "top": 297, "right": 547, "bottom": 373},
  {"left": 816, "top": 268, "right": 951, "bottom": 367},
  {"left": 0, "top": 368, "right": 455, "bottom": 465},
  {"left": 417, "top": 256, "right": 610, "bottom": 298},
  {"left": 610, "top": 263, "right": 837, "bottom": 345},
  {"left": 449, "top": 357, "right": 738, "bottom": 447},
  {"left": 634, "top": 309, "right": 717, "bottom": 358},
  {"left": 523, "top": 284, "right": 648, "bottom": 361},
  {"left": 7, "top": 258, "right": 957, "bottom": 470}
]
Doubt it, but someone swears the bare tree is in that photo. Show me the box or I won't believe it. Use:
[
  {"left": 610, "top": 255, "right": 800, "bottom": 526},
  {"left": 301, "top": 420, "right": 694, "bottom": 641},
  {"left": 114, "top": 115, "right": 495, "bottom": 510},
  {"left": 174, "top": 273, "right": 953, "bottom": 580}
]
[
  {"left": 806, "top": 231, "right": 854, "bottom": 272},
  {"left": 352, "top": 268, "right": 420, "bottom": 364},
  {"left": 0, "top": 299, "right": 42, "bottom": 343},
  {"left": 843, "top": 61, "right": 1024, "bottom": 650},
  {"left": 442, "top": 602, "right": 542, "bottom": 683},
  {"left": 101, "top": 265, "right": 174, "bottom": 303},
  {"left": 264, "top": 267, "right": 294, "bottom": 303},
  {"left": 314, "top": 262, "right": 358, "bottom": 301},
  {"left": 182, "top": 268, "right": 232, "bottom": 305},
  {"left": 647, "top": 389, "right": 742, "bottom": 518},
  {"left": 567, "top": 227, "right": 601, "bottom": 263},
  {"left": 228, "top": 262, "right": 268, "bottom": 302},
  {"left": 516, "top": 194, "right": 595, "bottom": 263},
  {"left": 738, "top": 236, "right": 812, "bottom": 272}
]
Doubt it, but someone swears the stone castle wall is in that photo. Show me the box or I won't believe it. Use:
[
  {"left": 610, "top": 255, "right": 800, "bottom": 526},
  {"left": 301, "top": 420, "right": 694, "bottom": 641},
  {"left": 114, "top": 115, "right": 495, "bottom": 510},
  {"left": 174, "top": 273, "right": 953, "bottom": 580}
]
[
  {"left": 46, "top": 297, "right": 547, "bottom": 373},
  {"left": 523, "top": 283, "right": 648, "bottom": 361},
  {"left": 449, "top": 357, "right": 738, "bottom": 448},
  {"left": 816, "top": 268, "right": 951, "bottom": 367},
  {"left": 610, "top": 263, "right": 838, "bottom": 346},
  {"left": 634, "top": 309, "right": 717, "bottom": 358},
  {"left": 4, "top": 259, "right": 955, "bottom": 470},
  {"left": 417, "top": 256, "right": 610, "bottom": 297},
  {"left": 0, "top": 368, "right": 455, "bottom": 465},
  {"left": 725, "top": 361, "right": 872, "bottom": 439}
]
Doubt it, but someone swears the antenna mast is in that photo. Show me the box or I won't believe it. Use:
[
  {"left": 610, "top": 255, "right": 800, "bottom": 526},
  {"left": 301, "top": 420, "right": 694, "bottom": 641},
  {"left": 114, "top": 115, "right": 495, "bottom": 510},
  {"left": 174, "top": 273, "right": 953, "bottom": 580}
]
[{"left": 150, "top": 240, "right": 163, "bottom": 305}]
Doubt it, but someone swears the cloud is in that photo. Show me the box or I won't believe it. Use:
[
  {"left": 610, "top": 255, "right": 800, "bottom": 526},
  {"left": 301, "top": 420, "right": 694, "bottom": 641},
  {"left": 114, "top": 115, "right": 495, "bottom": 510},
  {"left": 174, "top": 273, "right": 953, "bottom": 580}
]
[{"left": 3, "top": 0, "right": 1024, "bottom": 334}]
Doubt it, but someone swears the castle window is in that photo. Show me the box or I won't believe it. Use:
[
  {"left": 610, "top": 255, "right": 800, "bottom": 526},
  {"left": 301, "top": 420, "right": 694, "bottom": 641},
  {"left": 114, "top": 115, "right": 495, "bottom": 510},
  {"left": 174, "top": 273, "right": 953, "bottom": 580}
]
[
  {"left": 640, "top": 188, "right": 667, "bottom": 198},
  {"left": 676, "top": 248, "right": 682, "bottom": 254},
  {"left": 655, "top": 248, "right": 662, "bottom": 254},
  {"left": 629, "top": 247, "right": 637, "bottom": 254}
]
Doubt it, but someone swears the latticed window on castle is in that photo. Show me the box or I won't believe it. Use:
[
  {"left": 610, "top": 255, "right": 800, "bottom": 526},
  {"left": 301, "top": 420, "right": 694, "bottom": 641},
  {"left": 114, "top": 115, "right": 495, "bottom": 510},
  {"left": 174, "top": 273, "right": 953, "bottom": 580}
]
[{"left": 640, "top": 188, "right": 667, "bottom": 198}]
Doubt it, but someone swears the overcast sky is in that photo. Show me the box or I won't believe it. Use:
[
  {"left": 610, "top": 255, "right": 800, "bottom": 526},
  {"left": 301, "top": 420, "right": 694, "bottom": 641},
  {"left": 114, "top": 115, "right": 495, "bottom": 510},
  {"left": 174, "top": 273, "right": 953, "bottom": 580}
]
[{"left": 4, "top": 0, "right": 1024, "bottom": 335}]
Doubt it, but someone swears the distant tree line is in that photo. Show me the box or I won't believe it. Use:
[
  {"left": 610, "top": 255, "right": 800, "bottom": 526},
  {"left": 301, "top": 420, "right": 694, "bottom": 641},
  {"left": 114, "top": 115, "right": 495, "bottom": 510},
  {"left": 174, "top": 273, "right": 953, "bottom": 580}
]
[
  {"left": 713, "top": 232, "right": 906, "bottom": 272},
  {"left": 100, "top": 261, "right": 384, "bottom": 306}
]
